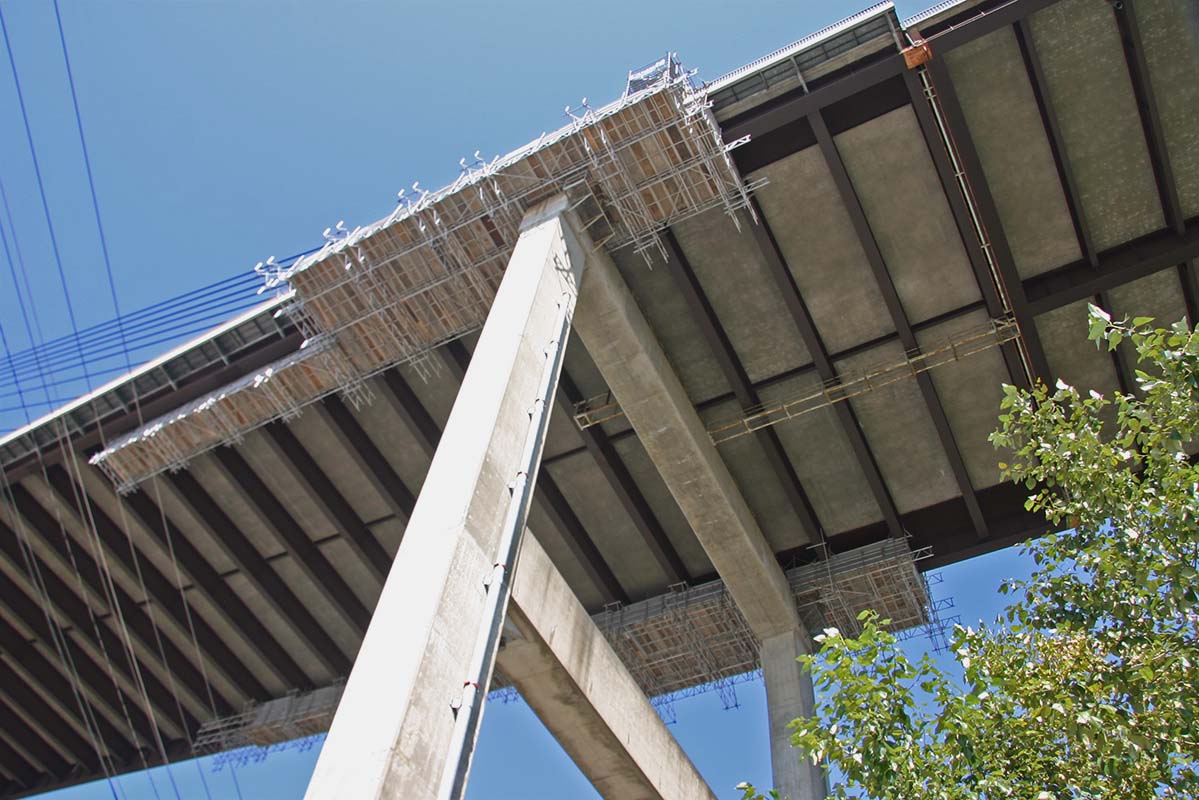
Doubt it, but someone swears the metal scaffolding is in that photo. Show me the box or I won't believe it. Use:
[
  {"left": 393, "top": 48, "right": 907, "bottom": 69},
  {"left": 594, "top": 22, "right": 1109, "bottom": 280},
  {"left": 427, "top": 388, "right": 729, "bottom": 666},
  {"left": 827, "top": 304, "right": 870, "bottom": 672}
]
[
  {"left": 91, "top": 54, "right": 760, "bottom": 494},
  {"left": 597, "top": 538, "right": 932, "bottom": 705},
  {"left": 190, "top": 539, "right": 934, "bottom": 755},
  {"left": 194, "top": 682, "right": 344, "bottom": 755}
]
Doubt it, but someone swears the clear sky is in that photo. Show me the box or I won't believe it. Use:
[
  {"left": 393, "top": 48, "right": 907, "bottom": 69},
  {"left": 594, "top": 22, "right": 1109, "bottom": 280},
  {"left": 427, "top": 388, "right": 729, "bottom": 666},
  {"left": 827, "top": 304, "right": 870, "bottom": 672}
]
[{"left": 0, "top": 1, "right": 1040, "bottom": 798}]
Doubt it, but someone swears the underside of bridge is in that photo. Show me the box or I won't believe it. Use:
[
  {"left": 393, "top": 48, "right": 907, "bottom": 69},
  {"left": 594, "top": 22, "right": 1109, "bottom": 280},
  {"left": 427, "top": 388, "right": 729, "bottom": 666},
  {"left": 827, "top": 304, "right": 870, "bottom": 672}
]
[{"left": 0, "top": 0, "right": 1196, "bottom": 796}]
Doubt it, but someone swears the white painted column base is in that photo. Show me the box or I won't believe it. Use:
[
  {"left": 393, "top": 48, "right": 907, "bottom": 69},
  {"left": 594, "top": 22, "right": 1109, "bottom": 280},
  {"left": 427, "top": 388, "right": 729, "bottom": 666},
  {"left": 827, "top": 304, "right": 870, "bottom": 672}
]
[{"left": 305, "top": 197, "right": 585, "bottom": 800}]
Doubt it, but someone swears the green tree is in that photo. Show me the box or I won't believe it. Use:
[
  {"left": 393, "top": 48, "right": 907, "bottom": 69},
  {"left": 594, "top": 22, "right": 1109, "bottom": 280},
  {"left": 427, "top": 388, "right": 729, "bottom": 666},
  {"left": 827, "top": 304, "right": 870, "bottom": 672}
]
[{"left": 741, "top": 307, "right": 1199, "bottom": 799}]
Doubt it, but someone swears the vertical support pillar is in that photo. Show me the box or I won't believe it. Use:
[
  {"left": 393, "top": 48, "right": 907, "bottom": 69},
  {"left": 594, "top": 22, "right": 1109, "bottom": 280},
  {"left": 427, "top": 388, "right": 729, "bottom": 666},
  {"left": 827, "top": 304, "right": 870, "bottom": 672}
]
[
  {"left": 304, "top": 195, "right": 585, "bottom": 800},
  {"left": 761, "top": 630, "right": 826, "bottom": 800}
]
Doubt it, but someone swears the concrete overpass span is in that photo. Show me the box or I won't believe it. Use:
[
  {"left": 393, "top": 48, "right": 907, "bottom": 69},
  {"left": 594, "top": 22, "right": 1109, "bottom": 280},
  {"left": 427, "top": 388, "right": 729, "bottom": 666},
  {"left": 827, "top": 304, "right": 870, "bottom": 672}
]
[{"left": 0, "top": 0, "right": 1195, "bottom": 796}]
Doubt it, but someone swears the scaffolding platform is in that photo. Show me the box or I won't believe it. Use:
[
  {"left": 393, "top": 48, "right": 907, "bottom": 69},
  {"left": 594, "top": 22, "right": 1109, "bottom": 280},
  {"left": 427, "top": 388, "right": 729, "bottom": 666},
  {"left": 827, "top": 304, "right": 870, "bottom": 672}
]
[
  {"left": 191, "top": 539, "right": 933, "bottom": 756},
  {"left": 193, "top": 682, "right": 343, "bottom": 755},
  {"left": 91, "top": 55, "right": 759, "bottom": 494},
  {"left": 595, "top": 538, "right": 932, "bottom": 702}
]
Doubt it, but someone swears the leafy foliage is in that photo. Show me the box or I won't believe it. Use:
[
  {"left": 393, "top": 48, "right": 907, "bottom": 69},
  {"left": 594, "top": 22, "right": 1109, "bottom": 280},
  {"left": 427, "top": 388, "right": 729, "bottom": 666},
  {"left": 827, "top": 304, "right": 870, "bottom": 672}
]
[{"left": 742, "top": 307, "right": 1199, "bottom": 799}]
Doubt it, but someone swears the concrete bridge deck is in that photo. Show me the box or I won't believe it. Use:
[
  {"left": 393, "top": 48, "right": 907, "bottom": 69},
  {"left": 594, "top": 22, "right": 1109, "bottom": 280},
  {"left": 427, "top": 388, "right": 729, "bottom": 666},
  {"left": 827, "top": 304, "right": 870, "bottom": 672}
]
[{"left": 0, "top": 0, "right": 1196, "bottom": 795}]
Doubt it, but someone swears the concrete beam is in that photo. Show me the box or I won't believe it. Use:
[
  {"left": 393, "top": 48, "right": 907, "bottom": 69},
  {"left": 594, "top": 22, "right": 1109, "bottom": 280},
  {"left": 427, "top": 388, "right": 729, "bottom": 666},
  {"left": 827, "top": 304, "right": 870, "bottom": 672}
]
[
  {"left": 571, "top": 232, "right": 824, "bottom": 797},
  {"left": 498, "top": 534, "right": 715, "bottom": 800},
  {"left": 3, "top": 484, "right": 226, "bottom": 720},
  {"left": 396, "top": 346, "right": 630, "bottom": 611},
  {"left": 660, "top": 230, "right": 825, "bottom": 545},
  {"left": 572, "top": 238, "right": 799, "bottom": 641}
]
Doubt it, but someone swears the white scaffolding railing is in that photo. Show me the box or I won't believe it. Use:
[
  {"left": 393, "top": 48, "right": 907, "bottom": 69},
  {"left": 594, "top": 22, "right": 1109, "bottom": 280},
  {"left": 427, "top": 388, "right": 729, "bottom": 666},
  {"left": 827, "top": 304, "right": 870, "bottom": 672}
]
[{"left": 92, "top": 55, "right": 760, "bottom": 493}]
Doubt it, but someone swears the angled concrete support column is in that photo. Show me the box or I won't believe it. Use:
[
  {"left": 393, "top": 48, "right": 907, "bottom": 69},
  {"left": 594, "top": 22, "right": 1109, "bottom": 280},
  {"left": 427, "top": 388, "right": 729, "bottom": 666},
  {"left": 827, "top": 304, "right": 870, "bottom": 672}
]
[
  {"left": 305, "top": 197, "right": 586, "bottom": 800},
  {"left": 572, "top": 240, "right": 824, "bottom": 799},
  {"left": 498, "top": 534, "right": 716, "bottom": 800}
]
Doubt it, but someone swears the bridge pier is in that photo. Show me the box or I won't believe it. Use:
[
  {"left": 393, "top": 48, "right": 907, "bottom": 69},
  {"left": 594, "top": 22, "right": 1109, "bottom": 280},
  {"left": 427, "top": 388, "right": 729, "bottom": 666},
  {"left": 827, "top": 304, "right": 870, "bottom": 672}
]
[
  {"left": 500, "top": 533, "right": 715, "bottom": 800},
  {"left": 304, "top": 196, "right": 712, "bottom": 800},
  {"left": 762, "top": 630, "right": 827, "bottom": 800},
  {"left": 303, "top": 195, "right": 585, "bottom": 799}
]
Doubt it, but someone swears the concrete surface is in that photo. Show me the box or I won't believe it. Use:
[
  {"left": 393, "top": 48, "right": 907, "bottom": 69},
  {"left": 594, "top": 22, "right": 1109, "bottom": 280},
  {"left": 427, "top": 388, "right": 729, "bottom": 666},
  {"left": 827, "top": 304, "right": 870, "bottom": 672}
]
[
  {"left": 761, "top": 630, "right": 826, "bottom": 800},
  {"left": 944, "top": 27, "right": 1082, "bottom": 279},
  {"left": 1029, "top": 0, "right": 1164, "bottom": 251},
  {"left": 573, "top": 238, "right": 800, "bottom": 640},
  {"left": 752, "top": 148, "right": 893, "bottom": 354},
  {"left": 498, "top": 533, "right": 716, "bottom": 800},
  {"left": 836, "top": 106, "right": 983, "bottom": 325},
  {"left": 1138, "top": 0, "right": 1199, "bottom": 218}
]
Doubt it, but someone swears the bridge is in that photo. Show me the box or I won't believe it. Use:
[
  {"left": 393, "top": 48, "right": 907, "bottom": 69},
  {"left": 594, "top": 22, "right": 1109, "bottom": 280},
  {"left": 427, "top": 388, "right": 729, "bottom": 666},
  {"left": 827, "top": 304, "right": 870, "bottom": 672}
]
[{"left": 0, "top": 0, "right": 1195, "bottom": 797}]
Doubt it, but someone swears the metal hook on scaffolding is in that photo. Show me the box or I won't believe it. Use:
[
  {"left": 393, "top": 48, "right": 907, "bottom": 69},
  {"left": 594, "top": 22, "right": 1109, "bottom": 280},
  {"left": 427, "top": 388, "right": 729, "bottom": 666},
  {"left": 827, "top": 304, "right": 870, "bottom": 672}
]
[
  {"left": 254, "top": 256, "right": 283, "bottom": 293},
  {"left": 412, "top": 181, "right": 430, "bottom": 208},
  {"left": 323, "top": 220, "right": 349, "bottom": 243}
]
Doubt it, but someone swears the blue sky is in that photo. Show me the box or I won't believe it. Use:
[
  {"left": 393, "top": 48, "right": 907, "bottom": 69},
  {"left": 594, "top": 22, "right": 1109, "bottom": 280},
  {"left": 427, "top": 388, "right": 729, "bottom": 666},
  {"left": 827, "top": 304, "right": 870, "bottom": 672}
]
[{"left": 0, "top": 0, "right": 1042, "bottom": 798}]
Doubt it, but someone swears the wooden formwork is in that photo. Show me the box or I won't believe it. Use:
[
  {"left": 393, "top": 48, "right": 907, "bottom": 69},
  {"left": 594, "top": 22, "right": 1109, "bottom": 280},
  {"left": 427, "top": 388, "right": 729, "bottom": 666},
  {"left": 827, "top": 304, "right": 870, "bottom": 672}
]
[
  {"left": 94, "top": 339, "right": 358, "bottom": 493},
  {"left": 93, "top": 64, "right": 756, "bottom": 493},
  {"left": 593, "top": 540, "right": 931, "bottom": 702}
]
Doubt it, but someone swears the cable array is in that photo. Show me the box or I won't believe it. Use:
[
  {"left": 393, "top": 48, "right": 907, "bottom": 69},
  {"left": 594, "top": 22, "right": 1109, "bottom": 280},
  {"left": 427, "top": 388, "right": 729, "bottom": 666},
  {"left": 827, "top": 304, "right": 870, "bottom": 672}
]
[
  {"left": 0, "top": 4, "right": 257, "bottom": 797},
  {"left": 0, "top": 262, "right": 305, "bottom": 422}
]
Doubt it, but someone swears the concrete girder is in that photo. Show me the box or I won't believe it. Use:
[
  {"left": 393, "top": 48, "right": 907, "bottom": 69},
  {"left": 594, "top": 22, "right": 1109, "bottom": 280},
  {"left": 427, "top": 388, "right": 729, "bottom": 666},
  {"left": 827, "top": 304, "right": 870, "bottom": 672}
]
[
  {"left": 39, "top": 465, "right": 270, "bottom": 703},
  {"left": 1110, "top": 0, "right": 1199, "bottom": 324},
  {"left": 1012, "top": 18, "right": 1099, "bottom": 269},
  {"left": 163, "top": 468, "right": 352, "bottom": 677},
  {"left": 110, "top": 474, "right": 315, "bottom": 691},
  {"left": 315, "top": 395, "right": 417, "bottom": 523},
  {"left": 0, "top": 569, "right": 160, "bottom": 750},
  {"left": 0, "top": 515, "right": 191, "bottom": 742},
  {"left": 1025, "top": 217, "right": 1199, "bottom": 314},
  {"left": 0, "top": 611, "right": 138, "bottom": 759},
  {"left": 557, "top": 371, "right": 691, "bottom": 587},
  {"left": 809, "top": 109, "right": 988, "bottom": 540},
  {"left": 660, "top": 230, "right": 825, "bottom": 546},
  {"left": 0, "top": 700, "right": 69, "bottom": 779},
  {"left": 210, "top": 446, "right": 371, "bottom": 635},
  {"left": 260, "top": 422, "right": 391, "bottom": 583},
  {"left": 900, "top": 67, "right": 1027, "bottom": 386},
  {"left": 2, "top": 484, "right": 227, "bottom": 721},
  {"left": 0, "top": 657, "right": 98, "bottom": 771},
  {"left": 745, "top": 198, "right": 905, "bottom": 539},
  {"left": 925, "top": 58, "right": 1053, "bottom": 384}
]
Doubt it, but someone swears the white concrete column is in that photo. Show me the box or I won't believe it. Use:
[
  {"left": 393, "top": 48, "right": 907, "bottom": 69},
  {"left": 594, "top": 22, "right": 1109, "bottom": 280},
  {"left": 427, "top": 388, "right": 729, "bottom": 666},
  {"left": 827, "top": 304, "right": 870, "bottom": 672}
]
[
  {"left": 305, "top": 197, "right": 586, "bottom": 800},
  {"left": 499, "top": 533, "right": 716, "bottom": 800},
  {"left": 761, "top": 630, "right": 826, "bottom": 800}
]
